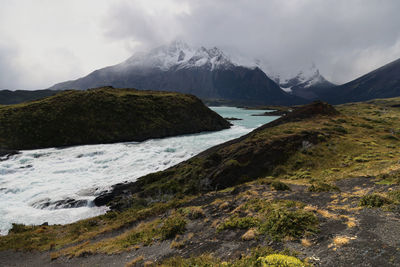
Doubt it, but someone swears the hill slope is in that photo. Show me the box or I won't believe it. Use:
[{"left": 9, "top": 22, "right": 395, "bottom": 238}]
[
  {"left": 0, "top": 87, "right": 230, "bottom": 150},
  {"left": 321, "top": 58, "right": 400, "bottom": 104}
]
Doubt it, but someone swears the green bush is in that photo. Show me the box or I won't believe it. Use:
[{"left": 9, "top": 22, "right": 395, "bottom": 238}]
[
  {"left": 308, "top": 182, "right": 339, "bottom": 192},
  {"left": 260, "top": 209, "right": 318, "bottom": 240},
  {"left": 218, "top": 216, "right": 259, "bottom": 231},
  {"left": 271, "top": 181, "right": 291, "bottom": 191},
  {"left": 160, "top": 215, "right": 187, "bottom": 240},
  {"left": 359, "top": 194, "right": 390, "bottom": 208},
  {"left": 180, "top": 206, "right": 205, "bottom": 220}
]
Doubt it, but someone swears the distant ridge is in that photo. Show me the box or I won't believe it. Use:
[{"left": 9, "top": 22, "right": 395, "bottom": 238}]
[
  {"left": 0, "top": 89, "right": 58, "bottom": 105},
  {"left": 319, "top": 58, "right": 400, "bottom": 104}
]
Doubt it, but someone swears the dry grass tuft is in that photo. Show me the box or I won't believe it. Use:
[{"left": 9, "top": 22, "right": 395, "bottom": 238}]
[
  {"left": 301, "top": 238, "right": 312, "bottom": 247},
  {"left": 241, "top": 229, "right": 258, "bottom": 241}
]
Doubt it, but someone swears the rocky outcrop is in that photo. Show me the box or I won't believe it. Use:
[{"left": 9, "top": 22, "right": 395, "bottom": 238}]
[
  {"left": 0, "top": 87, "right": 230, "bottom": 150},
  {"left": 0, "top": 149, "right": 19, "bottom": 161}
]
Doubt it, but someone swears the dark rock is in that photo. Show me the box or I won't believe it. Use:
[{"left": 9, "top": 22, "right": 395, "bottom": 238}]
[
  {"left": 0, "top": 149, "right": 19, "bottom": 161},
  {"left": 32, "top": 198, "right": 89, "bottom": 209},
  {"left": 224, "top": 117, "right": 242, "bottom": 121},
  {"left": 251, "top": 110, "right": 288, "bottom": 116}
]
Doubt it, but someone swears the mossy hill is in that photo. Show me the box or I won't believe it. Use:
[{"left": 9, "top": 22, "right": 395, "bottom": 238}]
[
  {"left": 1, "top": 98, "right": 400, "bottom": 266},
  {"left": 0, "top": 87, "right": 230, "bottom": 150}
]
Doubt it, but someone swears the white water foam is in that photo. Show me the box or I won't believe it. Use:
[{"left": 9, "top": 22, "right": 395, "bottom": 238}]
[{"left": 0, "top": 107, "right": 277, "bottom": 234}]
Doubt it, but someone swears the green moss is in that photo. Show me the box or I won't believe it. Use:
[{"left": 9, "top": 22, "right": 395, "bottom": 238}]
[{"left": 258, "top": 254, "right": 305, "bottom": 267}]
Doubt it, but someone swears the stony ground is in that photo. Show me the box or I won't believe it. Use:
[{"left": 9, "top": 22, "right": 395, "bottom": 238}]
[{"left": 1, "top": 176, "right": 399, "bottom": 266}]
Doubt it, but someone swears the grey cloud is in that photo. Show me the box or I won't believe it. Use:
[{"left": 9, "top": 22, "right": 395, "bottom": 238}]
[
  {"left": 103, "top": 0, "right": 400, "bottom": 83},
  {"left": 2, "top": 0, "right": 400, "bottom": 89},
  {"left": 0, "top": 42, "right": 21, "bottom": 89}
]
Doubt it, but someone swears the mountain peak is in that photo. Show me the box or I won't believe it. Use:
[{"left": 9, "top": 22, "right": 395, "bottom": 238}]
[{"left": 123, "top": 41, "right": 235, "bottom": 72}]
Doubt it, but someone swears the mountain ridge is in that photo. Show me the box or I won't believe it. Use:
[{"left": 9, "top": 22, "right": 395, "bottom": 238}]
[
  {"left": 319, "top": 57, "right": 400, "bottom": 104},
  {"left": 49, "top": 41, "right": 306, "bottom": 106}
]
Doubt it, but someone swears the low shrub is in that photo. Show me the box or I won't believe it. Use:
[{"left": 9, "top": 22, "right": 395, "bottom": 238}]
[
  {"left": 160, "top": 215, "right": 187, "bottom": 240},
  {"left": 271, "top": 181, "right": 291, "bottom": 191},
  {"left": 217, "top": 216, "right": 259, "bottom": 231},
  {"left": 332, "top": 126, "right": 348, "bottom": 134},
  {"left": 259, "top": 209, "right": 319, "bottom": 241},
  {"left": 180, "top": 206, "right": 205, "bottom": 220},
  {"left": 382, "top": 134, "right": 398, "bottom": 141},
  {"left": 359, "top": 194, "right": 390, "bottom": 208},
  {"left": 308, "top": 182, "right": 340, "bottom": 192},
  {"left": 387, "top": 190, "right": 400, "bottom": 203},
  {"left": 9, "top": 223, "right": 31, "bottom": 234}
]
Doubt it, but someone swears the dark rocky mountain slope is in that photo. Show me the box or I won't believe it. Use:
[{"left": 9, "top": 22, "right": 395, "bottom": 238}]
[
  {"left": 49, "top": 42, "right": 305, "bottom": 106},
  {"left": 320, "top": 58, "right": 400, "bottom": 104}
]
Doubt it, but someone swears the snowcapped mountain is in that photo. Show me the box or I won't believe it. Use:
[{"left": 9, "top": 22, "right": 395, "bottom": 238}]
[
  {"left": 121, "top": 40, "right": 235, "bottom": 71},
  {"left": 49, "top": 41, "right": 304, "bottom": 105},
  {"left": 251, "top": 63, "right": 335, "bottom": 100}
]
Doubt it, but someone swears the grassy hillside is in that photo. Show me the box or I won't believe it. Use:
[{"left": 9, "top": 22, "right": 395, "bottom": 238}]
[
  {"left": 1, "top": 98, "right": 399, "bottom": 266},
  {"left": 0, "top": 87, "right": 230, "bottom": 150}
]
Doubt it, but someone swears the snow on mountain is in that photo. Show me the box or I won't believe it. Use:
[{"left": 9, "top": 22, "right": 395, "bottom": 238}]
[
  {"left": 251, "top": 60, "right": 335, "bottom": 99},
  {"left": 122, "top": 40, "right": 235, "bottom": 71},
  {"left": 279, "top": 64, "right": 325, "bottom": 88}
]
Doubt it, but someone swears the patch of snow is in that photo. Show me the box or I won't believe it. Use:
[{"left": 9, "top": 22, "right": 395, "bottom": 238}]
[
  {"left": 281, "top": 86, "right": 293, "bottom": 93},
  {"left": 123, "top": 41, "right": 236, "bottom": 72}
]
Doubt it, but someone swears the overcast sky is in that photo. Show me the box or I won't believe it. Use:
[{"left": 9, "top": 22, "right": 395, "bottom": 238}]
[{"left": 1, "top": 0, "right": 400, "bottom": 90}]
